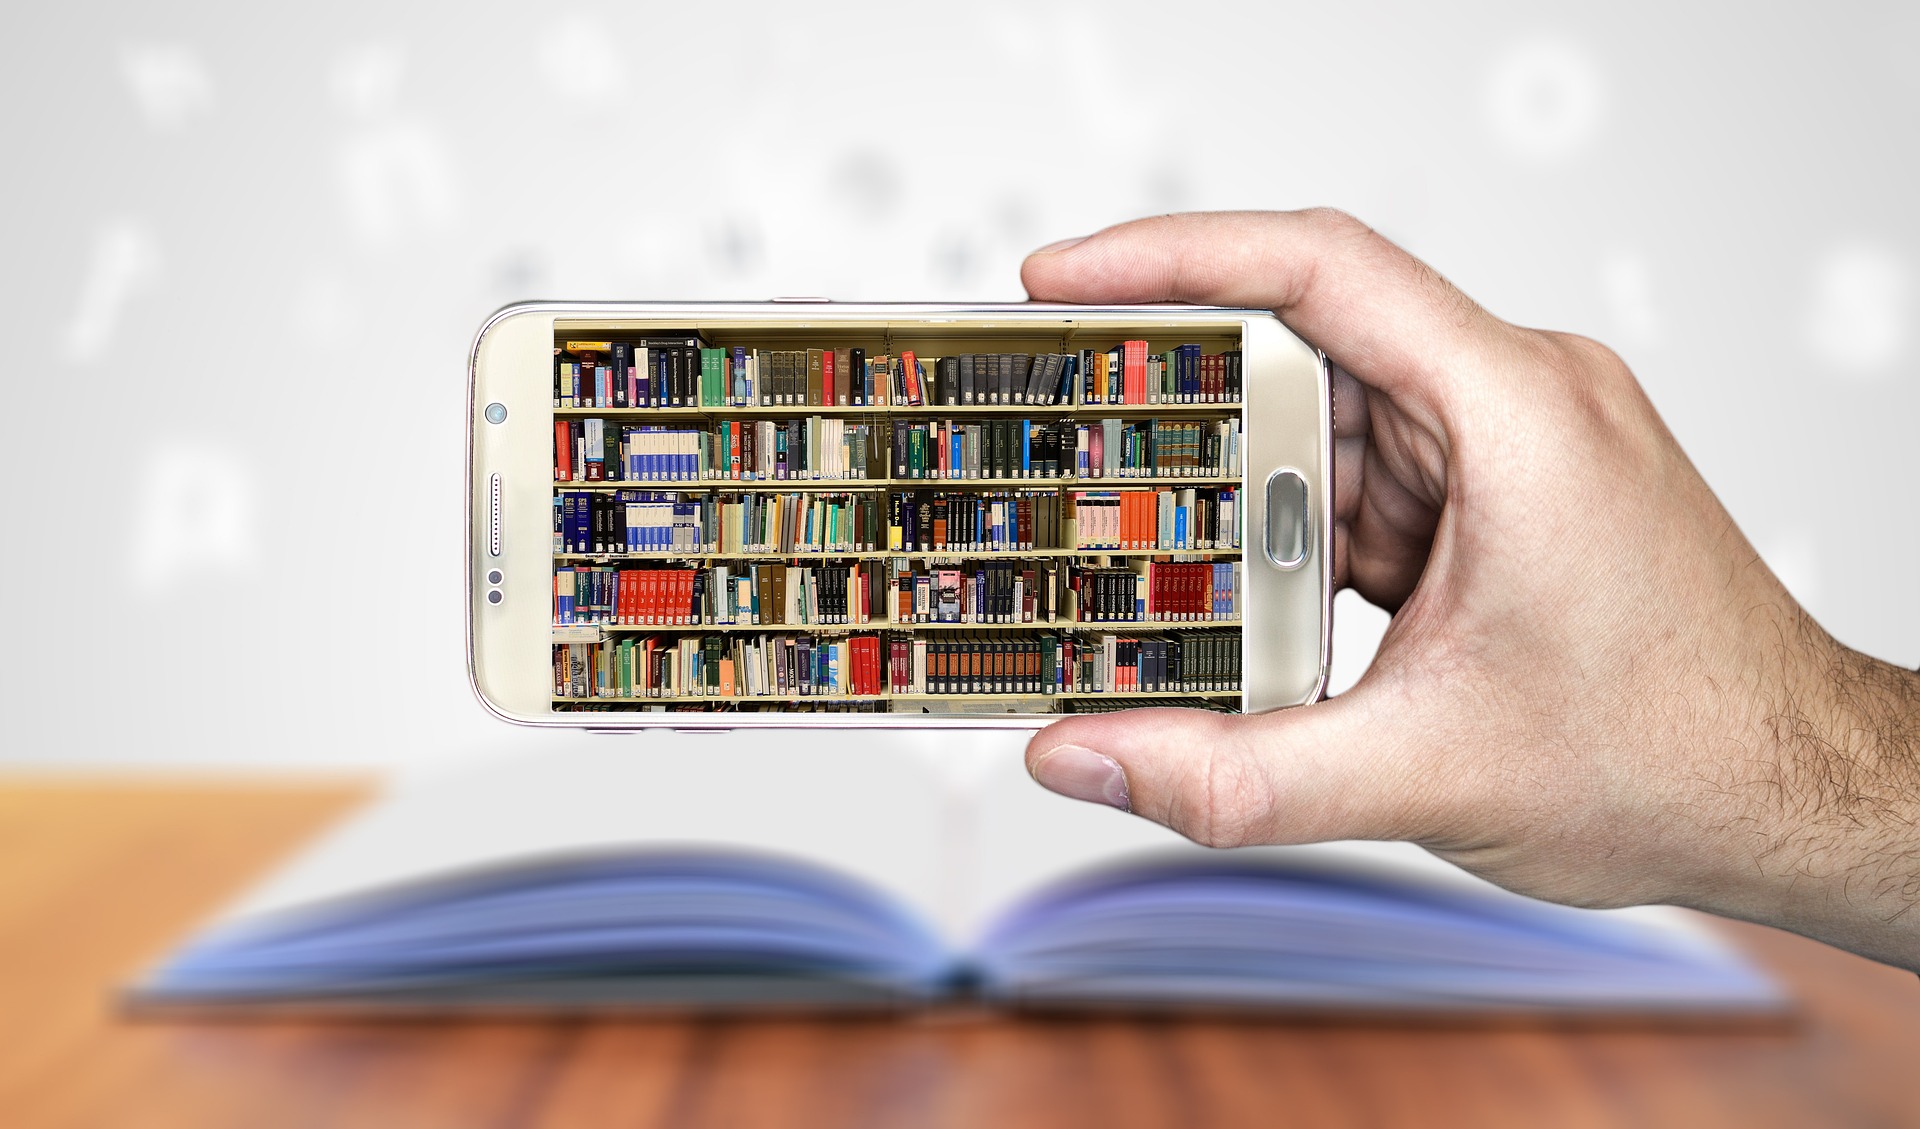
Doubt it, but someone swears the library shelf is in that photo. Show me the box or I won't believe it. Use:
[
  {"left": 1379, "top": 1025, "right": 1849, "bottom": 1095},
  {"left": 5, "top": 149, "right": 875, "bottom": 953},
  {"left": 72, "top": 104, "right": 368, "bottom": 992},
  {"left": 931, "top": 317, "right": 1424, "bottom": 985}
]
[
  {"left": 553, "top": 403, "right": 1243, "bottom": 418},
  {"left": 552, "top": 690, "right": 1239, "bottom": 705},
  {"left": 553, "top": 549, "right": 1243, "bottom": 562},
  {"left": 553, "top": 476, "right": 1244, "bottom": 490},
  {"left": 563, "top": 620, "right": 1245, "bottom": 634}
]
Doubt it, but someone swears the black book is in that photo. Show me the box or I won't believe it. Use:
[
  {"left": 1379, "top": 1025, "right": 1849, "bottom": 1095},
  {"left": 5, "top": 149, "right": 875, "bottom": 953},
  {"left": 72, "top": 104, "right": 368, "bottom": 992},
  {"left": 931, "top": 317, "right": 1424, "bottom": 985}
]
[
  {"left": 959, "top": 354, "right": 976, "bottom": 405},
  {"left": 1023, "top": 354, "right": 1052, "bottom": 405}
]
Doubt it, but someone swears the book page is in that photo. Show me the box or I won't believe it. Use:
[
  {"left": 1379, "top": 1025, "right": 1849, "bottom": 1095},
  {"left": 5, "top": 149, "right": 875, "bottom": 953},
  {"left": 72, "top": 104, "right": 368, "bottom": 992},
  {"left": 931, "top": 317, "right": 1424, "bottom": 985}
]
[
  {"left": 219, "top": 736, "right": 966, "bottom": 940},
  {"left": 962, "top": 742, "right": 1735, "bottom": 953}
]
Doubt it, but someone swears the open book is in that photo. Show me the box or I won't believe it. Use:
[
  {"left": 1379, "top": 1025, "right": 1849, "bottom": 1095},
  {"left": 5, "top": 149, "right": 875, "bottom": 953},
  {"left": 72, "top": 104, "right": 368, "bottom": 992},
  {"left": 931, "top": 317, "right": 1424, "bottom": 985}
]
[{"left": 133, "top": 742, "right": 1785, "bottom": 1017}]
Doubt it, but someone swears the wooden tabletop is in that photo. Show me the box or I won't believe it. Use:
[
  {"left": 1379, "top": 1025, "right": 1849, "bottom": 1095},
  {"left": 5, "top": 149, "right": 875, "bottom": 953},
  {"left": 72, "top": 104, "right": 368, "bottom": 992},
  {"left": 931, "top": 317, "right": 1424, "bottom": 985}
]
[{"left": 3, "top": 778, "right": 1917, "bottom": 1129}]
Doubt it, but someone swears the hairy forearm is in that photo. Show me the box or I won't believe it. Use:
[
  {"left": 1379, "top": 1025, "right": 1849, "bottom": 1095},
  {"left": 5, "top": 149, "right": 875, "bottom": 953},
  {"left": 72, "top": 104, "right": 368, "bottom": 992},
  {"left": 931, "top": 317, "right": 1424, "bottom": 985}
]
[{"left": 1700, "top": 621, "right": 1920, "bottom": 969}]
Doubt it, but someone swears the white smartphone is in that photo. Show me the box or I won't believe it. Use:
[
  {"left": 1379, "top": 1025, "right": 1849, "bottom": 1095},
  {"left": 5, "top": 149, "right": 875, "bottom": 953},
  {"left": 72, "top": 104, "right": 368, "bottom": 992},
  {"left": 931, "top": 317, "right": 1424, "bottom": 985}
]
[{"left": 468, "top": 302, "right": 1330, "bottom": 730}]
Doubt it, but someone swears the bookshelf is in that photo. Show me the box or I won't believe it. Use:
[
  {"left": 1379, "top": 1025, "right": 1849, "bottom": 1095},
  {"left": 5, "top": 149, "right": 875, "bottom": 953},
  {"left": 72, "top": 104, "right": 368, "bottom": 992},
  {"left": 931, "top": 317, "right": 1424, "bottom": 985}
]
[
  {"left": 555, "top": 550, "right": 1243, "bottom": 562},
  {"left": 552, "top": 477, "right": 1246, "bottom": 489},
  {"left": 572, "top": 620, "right": 1245, "bottom": 634},
  {"left": 553, "top": 691, "right": 1239, "bottom": 706},
  {"left": 552, "top": 403, "right": 1238, "bottom": 418},
  {"left": 551, "top": 328, "right": 1247, "bottom": 714}
]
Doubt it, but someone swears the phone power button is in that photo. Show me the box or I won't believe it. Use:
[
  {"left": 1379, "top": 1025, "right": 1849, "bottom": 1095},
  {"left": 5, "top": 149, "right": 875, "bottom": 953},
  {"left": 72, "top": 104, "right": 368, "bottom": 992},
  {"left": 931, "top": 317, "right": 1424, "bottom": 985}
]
[{"left": 1263, "top": 469, "right": 1310, "bottom": 569}]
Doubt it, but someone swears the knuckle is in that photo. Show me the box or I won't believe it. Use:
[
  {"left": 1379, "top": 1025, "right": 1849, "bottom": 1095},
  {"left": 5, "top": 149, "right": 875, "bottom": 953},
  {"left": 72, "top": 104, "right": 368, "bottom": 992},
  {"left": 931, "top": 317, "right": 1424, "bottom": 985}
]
[
  {"left": 1526, "top": 330, "right": 1651, "bottom": 431},
  {"left": 1545, "top": 331, "right": 1629, "bottom": 379},
  {"left": 1300, "top": 206, "right": 1375, "bottom": 241}
]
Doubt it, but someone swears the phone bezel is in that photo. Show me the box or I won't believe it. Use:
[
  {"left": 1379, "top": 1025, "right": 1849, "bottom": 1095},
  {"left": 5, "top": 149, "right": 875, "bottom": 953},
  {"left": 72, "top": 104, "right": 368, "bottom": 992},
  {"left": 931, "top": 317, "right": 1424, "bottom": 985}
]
[{"left": 468, "top": 302, "right": 1330, "bottom": 730}]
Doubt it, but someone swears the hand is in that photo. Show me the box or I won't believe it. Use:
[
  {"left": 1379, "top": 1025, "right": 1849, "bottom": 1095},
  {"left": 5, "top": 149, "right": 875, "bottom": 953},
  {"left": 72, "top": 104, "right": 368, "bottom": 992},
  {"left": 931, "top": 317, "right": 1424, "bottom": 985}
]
[{"left": 1021, "top": 210, "right": 1920, "bottom": 970}]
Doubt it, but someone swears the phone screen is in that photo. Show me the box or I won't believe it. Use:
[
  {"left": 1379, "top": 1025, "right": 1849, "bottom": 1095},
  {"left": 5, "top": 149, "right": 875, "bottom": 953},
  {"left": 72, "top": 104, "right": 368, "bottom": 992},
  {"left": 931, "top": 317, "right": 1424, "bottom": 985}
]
[{"left": 546, "top": 326, "right": 1247, "bottom": 718}]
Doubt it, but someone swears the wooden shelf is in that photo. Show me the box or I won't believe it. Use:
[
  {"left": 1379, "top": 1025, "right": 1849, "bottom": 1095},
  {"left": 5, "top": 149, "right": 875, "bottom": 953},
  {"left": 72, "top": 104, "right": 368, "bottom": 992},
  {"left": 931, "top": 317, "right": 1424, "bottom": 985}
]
[
  {"left": 553, "top": 476, "right": 1243, "bottom": 491},
  {"left": 564, "top": 620, "right": 1244, "bottom": 634},
  {"left": 553, "top": 403, "right": 1243, "bottom": 418},
  {"left": 554, "top": 548, "right": 1243, "bottom": 561},
  {"left": 552, "top": 690, "right": 1239, "bottom": 704}
]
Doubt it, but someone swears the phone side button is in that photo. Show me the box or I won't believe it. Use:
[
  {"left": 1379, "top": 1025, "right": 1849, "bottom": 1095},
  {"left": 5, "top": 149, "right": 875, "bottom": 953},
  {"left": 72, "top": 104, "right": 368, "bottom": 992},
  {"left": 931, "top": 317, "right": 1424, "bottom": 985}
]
[
  {"left": 1263, "top": 469, "right": 1310, "bottom": 569},
  {"left": 585, "top": 727, "right": 732, "bottom": 735}
]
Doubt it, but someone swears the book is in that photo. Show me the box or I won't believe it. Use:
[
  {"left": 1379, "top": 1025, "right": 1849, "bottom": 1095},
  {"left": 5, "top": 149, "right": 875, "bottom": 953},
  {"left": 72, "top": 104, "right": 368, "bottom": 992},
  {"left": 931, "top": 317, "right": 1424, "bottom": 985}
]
[{"left": 131, "top": 747, "right": 1785, "bottom": 1017}]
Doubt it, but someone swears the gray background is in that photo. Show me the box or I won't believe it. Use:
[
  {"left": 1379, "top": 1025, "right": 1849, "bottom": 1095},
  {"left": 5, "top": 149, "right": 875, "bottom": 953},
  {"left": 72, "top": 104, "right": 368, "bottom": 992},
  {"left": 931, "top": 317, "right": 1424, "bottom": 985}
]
[{"left": 1, "top": 1, "right": 1912, "bottom": 767}]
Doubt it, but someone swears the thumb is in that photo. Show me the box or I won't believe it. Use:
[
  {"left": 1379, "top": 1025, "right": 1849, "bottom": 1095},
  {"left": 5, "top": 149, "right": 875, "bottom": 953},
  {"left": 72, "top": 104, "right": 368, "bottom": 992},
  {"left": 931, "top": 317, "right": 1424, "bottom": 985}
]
[{"left": 1025, "top": 695, "right": 1428, "bottom": 848}]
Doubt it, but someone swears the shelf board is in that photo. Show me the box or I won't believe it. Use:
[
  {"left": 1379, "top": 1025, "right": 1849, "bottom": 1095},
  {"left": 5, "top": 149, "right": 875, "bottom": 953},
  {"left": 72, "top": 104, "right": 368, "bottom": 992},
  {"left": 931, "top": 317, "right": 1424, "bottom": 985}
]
[
  {"left": 553, "top": 476, "right": 1243, "bottom": 491},
  {"left": 554, "top": 548, "right": 1243, "bottom": 561},
  {"left": 562, "top": 620, "right": 1244, "bottom": 634},
  {"left": 552, "top": 690, "right": 1239, "bottom": 704},
  {"left": 553, "top": 403, "right": 1243, "bottom": 417}
]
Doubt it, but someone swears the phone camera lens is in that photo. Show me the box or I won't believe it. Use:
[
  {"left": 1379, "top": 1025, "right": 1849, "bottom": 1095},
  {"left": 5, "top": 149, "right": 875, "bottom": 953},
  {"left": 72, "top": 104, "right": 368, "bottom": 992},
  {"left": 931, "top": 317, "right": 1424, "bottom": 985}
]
[
  {"left": 487, "top": 569, "right": 503, "bottom": 585},
  {"left": 486, "top": 589, "right": 503, "bottom": 605},
  {"left": 485, "top": 402, "right": 508, "bottom": 424}
]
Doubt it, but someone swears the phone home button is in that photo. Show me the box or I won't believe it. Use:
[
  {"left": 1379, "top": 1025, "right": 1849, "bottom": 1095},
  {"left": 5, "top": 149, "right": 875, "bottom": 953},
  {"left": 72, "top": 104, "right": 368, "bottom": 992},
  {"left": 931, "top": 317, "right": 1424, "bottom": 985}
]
[{"left": 1263, "top": 469, "right": 1310, "bottom": 570}]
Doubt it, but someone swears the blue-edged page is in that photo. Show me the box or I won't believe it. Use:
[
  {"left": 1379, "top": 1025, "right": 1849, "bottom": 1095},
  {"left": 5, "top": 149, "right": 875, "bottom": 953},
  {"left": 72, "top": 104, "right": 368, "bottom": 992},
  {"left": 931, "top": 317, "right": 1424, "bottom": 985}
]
[
  {"left": 130, "top": 740, "right": 1787, "bottom": 1016},
  {"left": 970, "top": 855, "right": 1783, "bottom": 1014},
  {"left": 138, "top": 850, "right": 954, "bottom": 1010}
]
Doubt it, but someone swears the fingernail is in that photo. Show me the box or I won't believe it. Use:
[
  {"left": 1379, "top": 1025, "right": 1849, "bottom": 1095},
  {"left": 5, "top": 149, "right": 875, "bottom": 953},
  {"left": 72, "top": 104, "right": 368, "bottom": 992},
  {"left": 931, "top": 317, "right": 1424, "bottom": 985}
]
[
  {"left": 1031, "top": 745, "right": 1131, "bottom": 811},
  {"left": 1030, "top": 236, "right": 1087, "bottom": 255}
]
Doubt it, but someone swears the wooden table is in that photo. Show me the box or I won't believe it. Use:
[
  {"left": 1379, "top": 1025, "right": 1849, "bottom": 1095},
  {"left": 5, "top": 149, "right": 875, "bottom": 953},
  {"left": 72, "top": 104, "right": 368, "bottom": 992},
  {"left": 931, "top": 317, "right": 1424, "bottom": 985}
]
[{"left": 3, "top": 778, "right": 1918, "bottom": 1129}]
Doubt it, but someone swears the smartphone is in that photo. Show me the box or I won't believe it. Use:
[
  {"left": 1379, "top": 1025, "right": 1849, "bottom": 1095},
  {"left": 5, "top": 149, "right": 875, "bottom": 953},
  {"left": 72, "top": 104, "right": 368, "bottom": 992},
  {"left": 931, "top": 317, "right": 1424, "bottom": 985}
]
[{"left": 469, "top": 302, "right": 1329, "bottom": 730}]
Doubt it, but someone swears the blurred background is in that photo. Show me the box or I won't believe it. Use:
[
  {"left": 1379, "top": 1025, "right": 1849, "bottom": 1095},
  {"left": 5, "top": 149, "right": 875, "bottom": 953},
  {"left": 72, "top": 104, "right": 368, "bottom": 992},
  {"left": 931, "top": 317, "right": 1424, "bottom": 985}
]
[{"left": 0, "top": 0, "right": 1913, "bottom": 769}]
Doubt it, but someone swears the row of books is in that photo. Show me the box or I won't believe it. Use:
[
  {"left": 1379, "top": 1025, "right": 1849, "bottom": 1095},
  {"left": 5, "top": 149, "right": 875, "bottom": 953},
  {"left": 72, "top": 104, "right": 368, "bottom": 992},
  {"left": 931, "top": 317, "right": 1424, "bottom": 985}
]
[
  {"left": 552, "top": 629, "right": 1241, "bottom": 700},
  {"left": 553, "top": 559, "right": 1243, "bottom": 627},
  {"left": 1066, "top": 489, "right": 1239, "bottom": 551},
  {"left": 553, "top": 489, "right": 1242, "bottom": 556},
  {"left": 549, "top": 697, "right": 1237, "bottom": 715},
  {"left": 554, "top": 416, "right": 1244, "bottom": 484},
  {"left": 555, "top": 339, "right": 1245, "bottom": 409}
]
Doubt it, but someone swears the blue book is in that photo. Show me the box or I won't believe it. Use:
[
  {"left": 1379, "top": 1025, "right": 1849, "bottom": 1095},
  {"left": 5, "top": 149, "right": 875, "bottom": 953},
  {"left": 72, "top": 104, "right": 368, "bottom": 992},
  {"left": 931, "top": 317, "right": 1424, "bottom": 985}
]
[
  {"left": 129, "top": 737, "right": 1785, "bottom": 1018},
  {"left": 1021, "top": 420, "right": 1031, "bottom": 476}
]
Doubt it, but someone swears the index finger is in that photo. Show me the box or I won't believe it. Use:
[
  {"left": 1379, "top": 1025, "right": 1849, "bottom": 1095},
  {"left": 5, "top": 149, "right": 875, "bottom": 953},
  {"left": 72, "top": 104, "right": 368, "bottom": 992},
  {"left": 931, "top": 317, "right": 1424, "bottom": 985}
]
[{"left": 1021, "top": 209, "right": 1508, "bottom": 400}]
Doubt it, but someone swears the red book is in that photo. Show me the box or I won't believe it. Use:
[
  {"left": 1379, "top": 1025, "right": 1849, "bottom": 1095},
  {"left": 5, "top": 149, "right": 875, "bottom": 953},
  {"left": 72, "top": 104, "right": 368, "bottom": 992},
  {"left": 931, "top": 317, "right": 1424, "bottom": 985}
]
[
  {"left": 1125, "top": 340, "right": 1147, "bottom": 405},
  {"left": 900, "top": 351, "right": 922, "bottom": 406},
  {"left": 822, "top": 350, "right": 836, "bottom": 408},
  {"left": 554, "top": 420, "right": 571, "bottom": 481}
]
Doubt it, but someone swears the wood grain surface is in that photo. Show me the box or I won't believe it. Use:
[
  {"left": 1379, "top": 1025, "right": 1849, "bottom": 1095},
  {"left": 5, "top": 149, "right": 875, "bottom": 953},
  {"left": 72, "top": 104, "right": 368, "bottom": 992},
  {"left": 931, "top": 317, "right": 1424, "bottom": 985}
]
[{"left": 3, "top": 776, "right": 1917, "bottom": 1129}]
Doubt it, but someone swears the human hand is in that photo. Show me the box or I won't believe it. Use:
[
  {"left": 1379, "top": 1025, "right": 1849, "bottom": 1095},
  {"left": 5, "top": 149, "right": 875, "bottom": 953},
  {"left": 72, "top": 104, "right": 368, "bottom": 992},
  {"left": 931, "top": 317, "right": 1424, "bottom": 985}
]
[{"left": 1021, "top": 210, "right": 1920, "bottom": 969}]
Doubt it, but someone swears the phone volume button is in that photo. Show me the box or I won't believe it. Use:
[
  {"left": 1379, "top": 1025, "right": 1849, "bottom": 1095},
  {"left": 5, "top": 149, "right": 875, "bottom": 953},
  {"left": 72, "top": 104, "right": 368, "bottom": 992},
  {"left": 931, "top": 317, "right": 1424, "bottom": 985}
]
[{"left": 488, "top": 474, "right": 502, "bottom": 557}]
